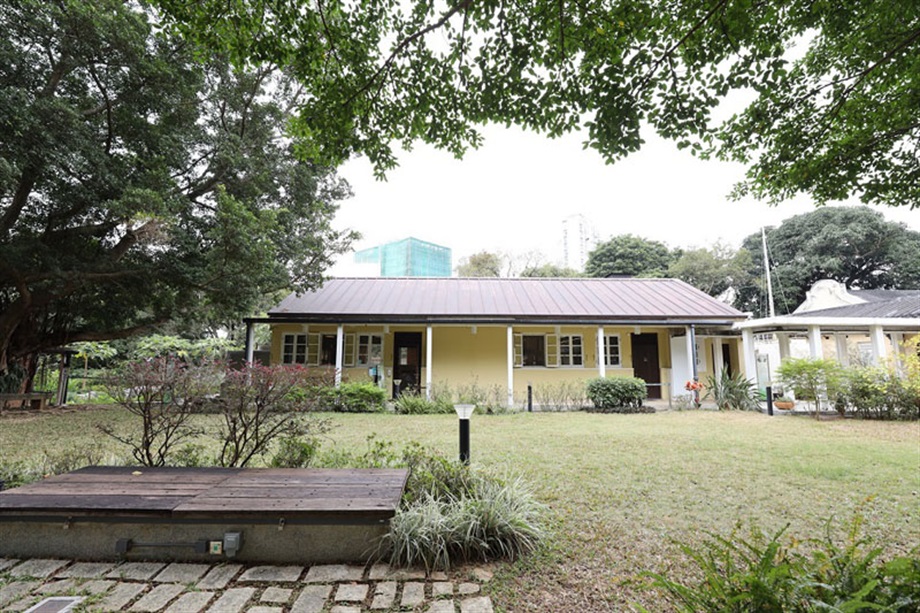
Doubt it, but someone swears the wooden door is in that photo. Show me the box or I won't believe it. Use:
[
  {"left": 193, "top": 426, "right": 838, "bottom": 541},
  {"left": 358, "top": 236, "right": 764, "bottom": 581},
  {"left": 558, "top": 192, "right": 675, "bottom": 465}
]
[
  {"left": 631, "top": 333, "right": 661, "bottom": 399},
  {"left": 393, "top": 332, "right": 422, "bottom": 397}
]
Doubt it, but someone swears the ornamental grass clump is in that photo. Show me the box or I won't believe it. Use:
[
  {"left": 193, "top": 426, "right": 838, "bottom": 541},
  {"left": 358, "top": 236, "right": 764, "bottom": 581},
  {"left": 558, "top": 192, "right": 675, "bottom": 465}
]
[
  {"left": 705, "top": 367, "right": 761, "bottom": 411},
  {"left": 393, "top": 393, "right": 454, "bottom": 415},
  {"left": 383, "top": 447, "right": 545, "bottom": 571}
]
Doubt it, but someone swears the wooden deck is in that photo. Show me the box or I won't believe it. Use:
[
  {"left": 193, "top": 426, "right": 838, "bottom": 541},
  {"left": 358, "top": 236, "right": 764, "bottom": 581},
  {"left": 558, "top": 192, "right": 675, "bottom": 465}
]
[
  {"left": 0, "top": 466, "right": 408, "bottom": 521},
  {"left": 0, "top": 466, "right": 409, "bottom": 563}
]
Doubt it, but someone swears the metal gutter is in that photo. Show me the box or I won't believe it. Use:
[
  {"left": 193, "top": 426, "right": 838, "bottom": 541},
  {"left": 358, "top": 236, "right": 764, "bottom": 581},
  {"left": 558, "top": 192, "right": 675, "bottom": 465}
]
[
  {"left": 734, "top": 316, "right": 920, "bottom": 331},
  {"left": 248, "top": 316, "right": 746, "bottom": 327}
]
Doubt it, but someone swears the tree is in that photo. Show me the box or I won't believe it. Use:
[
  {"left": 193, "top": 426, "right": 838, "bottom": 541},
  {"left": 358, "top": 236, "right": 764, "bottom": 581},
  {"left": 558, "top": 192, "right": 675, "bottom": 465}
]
[
  {"left": 456, "top": 251, "right": 502, "bottom": 277},
  {"left": 735, "top": 207, "right": 920, "bottom": 317},
  {"left": 520, "top": 264, "right": 581, "bottom": 278},
  {"left": 0, "top": 1, "right": 355, "bottom": 386},
  {"left": 152, "top": 0, "right": 920, "bottom": 207},
  {"left": 669, "top": 242, "right": 752, "bottom": 298},
  {"left": 776, "top": 358, "right": 844, "bottom": 420},
  {"left": 585, "top": 235, "right": 672, "bottom": 278}
]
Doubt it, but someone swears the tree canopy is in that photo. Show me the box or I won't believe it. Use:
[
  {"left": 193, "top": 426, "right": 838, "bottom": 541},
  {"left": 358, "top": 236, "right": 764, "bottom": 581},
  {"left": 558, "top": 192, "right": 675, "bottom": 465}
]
[
  {"left": 668, "top": 242, "right": 752, "bottom": 299},
  {"left": 152, "top": 0, "right": 920, "bottom": 208},
  {"left": 520, "top": 264, "right": 581, "bottom": 278},
  {"left": 735, "top": 206, "right": 920, "bottom": 317},
  {"left": 456, "top": 251, "right": 503, "bottom": 277},
  {"left": 0, "top": 0, "right": 355, "bottom": 379},
  {"left": 585, "top": 235, "right": 672, "bottom": 278}
]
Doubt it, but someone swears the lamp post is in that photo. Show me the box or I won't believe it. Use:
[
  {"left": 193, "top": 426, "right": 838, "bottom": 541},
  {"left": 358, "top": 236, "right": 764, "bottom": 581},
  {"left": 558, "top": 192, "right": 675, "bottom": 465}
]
[{"left": 454, "top": 403, "right": 474, "bottom": 465}]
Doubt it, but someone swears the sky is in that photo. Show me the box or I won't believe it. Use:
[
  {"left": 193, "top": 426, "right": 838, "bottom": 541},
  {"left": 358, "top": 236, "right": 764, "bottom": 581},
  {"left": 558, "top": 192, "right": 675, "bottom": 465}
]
[{"left": 329, "top": 123, "right": 919, "bottom": 276}]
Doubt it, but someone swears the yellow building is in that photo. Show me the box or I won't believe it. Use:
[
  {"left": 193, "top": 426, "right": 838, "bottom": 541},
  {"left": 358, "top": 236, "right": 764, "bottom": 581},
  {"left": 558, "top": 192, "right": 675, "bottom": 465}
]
[{"left": 244, "top": 278, "right": 748, "bottom": 407}]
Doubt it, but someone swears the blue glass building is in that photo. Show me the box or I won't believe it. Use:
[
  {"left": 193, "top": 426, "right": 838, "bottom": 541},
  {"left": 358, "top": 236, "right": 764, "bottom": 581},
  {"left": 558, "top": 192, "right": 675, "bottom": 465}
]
[{"left": 354, "top": 237, "right": 452, "bottom": 277}]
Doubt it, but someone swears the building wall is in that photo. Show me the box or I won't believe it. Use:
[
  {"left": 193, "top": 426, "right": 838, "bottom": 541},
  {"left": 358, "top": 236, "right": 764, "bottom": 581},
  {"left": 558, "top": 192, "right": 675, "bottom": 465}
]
[{"left": 267, "top": 323, "right": 739, "bottom": 403}]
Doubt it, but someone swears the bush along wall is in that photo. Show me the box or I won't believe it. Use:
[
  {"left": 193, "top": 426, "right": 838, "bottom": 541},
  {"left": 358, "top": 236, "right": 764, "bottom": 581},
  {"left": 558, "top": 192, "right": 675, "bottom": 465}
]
[
  {"left": 585, "top": 376, "right": 650, "bottom": 413},
  {"left": 317, "top": 382, "right": 388, "bottom": 412}
]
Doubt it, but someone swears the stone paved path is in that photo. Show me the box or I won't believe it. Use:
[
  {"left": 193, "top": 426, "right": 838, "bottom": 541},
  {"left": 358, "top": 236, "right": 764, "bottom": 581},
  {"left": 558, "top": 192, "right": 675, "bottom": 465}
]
[{"left": 0, "top": 558, "right": 495, "bottom": 612}]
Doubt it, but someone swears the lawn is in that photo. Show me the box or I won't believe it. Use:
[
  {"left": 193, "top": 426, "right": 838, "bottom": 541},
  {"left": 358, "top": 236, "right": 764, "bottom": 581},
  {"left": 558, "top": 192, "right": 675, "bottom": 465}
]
[{"left": 1, "top": 407, "right": 918, "bottom": 611}]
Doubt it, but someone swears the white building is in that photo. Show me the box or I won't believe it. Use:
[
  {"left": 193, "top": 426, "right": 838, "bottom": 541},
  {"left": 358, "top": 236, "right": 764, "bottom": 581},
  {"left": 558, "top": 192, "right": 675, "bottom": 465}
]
[{"left": 735, "top": 279, "right": 920, "bottom": 391}]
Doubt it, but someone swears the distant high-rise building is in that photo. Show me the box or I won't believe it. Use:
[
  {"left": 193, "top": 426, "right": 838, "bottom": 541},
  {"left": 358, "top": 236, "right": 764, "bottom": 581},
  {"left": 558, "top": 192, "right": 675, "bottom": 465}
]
[
  {"left": 354, "top": 237, "right": 452, "bottom": 277},
  {"left": 561, "top": 214, "right": 598, "bottom": 271}
]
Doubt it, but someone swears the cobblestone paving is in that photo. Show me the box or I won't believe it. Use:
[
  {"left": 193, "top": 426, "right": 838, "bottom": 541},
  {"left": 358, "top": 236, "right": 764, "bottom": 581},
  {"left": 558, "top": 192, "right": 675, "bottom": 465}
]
[{"left": 0, "top": 558, "right": 495, "bottom": 612}]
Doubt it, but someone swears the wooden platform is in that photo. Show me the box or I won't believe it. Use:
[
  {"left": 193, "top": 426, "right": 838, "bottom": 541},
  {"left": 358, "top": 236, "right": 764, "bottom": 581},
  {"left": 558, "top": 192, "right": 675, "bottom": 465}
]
[{"left": 0, "top": 466, "right": 409, "bottom": 563}]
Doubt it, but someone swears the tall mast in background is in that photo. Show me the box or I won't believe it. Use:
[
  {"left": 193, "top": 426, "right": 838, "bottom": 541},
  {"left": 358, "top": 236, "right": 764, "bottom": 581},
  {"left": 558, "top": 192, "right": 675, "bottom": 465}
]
[{"left": 761, "top": 227, "right": 776, "bottom": 318}]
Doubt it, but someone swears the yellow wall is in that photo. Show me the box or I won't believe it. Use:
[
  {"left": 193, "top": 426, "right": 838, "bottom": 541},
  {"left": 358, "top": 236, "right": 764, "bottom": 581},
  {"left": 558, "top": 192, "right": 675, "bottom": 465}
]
[{"left": 267, "top": 323, "right": 743, "bottom": 400}]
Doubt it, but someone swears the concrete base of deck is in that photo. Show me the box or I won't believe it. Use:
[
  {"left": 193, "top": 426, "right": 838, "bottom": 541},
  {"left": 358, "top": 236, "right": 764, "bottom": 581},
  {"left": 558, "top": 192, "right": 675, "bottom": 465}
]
[
  {"left": 0, "top": 520, "right": 388, "bottom": 563},
  {"left": 0, "top": 466, "right": 408, "bottom": 564}
]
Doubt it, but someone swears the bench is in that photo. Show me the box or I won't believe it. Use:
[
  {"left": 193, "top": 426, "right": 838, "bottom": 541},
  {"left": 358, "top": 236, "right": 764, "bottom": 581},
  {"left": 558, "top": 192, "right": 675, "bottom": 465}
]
[{"left": 0, "top": 392, "right": 53, "bottom": 411}]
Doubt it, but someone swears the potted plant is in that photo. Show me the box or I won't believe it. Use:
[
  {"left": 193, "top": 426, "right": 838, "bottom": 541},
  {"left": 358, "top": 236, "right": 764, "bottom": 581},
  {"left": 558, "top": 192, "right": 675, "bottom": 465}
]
[{"left": 773, "top": 395, "right": 795, "bottom": 410}]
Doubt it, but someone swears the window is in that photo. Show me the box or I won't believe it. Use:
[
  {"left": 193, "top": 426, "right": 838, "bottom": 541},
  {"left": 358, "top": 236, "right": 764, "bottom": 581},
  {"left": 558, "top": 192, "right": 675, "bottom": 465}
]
[
  {"left": 357, "top": 334, "right": 383, "bottom": 366},
  {"left": 522, "top": 335, "right": 546, "bottom": 366},
  {"left": 560, "top": 335, "right": 583, "bottom": 366},
  {"left": 604, "top": 335, "right": 621, "bottom": 367},
  {"left": 282, "top": 333, "right": 307, "bottom": 364}
]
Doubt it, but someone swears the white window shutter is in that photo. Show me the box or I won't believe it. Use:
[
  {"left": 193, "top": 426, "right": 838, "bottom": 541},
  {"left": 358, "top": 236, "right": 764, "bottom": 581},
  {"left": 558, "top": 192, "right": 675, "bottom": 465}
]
[
  {"left": 513, "top": 334, "right": 523, "bottom": 367},
  {"left": 546, "top": 334, "right": 559, "bottom": 368},
  {"left": 344, "top": 334, "right": 356, "bottom": 367},
  {"left": 307, "top": 333, "right": 320, "bottom": 366}
]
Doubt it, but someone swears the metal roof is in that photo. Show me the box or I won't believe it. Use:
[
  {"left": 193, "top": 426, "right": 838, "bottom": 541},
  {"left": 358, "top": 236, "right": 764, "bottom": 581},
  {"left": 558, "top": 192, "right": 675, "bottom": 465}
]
[
  {"left": 849, "top": 289, "right": 920, "bottom": 303},
  {"left": 789, "top": 294, "right": 920, "bottom": 319},
  {"left": 268, "top": 277, "right": 745, "bottom": 324}
]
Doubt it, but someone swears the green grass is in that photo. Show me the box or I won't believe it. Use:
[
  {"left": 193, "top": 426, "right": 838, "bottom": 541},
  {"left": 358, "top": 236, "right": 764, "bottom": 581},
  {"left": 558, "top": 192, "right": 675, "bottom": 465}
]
[{"left": 1, "top": 408, "right": 918, "bottom": 610}]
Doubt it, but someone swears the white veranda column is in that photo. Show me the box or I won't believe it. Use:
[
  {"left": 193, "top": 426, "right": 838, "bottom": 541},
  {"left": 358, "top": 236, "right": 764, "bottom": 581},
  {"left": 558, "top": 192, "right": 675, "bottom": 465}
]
[
  {"left": 426, "top": 324, "right": 433, "bottom": 401},
  {"left": 685, "top": 326, "right": 696, "bottom": 381},
  {"left": 741, "top": 329, "right": 757, "bottom": 383},
  {"left": 869, "top": 325, "right": 888, "bottom": 366},
  {"left": 597, "top": 326, "right": 606, "bottom": 378},
  {"left": 507, "top": 325, "right": 514, "bottom": 408},
  {"left": 713, "top": 339, "right": 724, "bottom": 376},
  {"left": 334, "top": 324, "right": 344, "bottom": 387},
  {"left": 891, "top": 332, "right": 905, "bottom": 374},
  {"left": 835, "top": 334, "right": 849, "bottom": 367},
  {"left": 777, "top": 332, "right": 791, "bottom": 360},
  {"left": 808, "top": 326, "right": 822, "bottom": 359}
]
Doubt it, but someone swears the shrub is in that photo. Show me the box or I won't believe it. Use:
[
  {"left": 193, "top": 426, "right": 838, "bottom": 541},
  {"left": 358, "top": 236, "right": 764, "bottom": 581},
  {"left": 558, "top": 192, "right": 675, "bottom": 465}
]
[
  {"left": 317, "top": 382, "right": 387, "bottom": 412},
  {"left": 310, "top": 438, "right": 546, "bottom": 571},
  {"left": 0, "top": 446, "right": 124, "bottom": 489},
  {"left": 394, "top": 393, "right": 454, "bottom": 415},
  {"left": 705, "top": 368, "right": 760, "bottom": 411},
  {"left": 384, "top": 461, "right": 545, "bottom": 571},
  {"left": 101, "top": 357, "right": 212, "bottom": 466},
  {"left": 586, "top": 376, "right": 647, "bottom": 410},
  {"left": 269, "top": 436, "right": 321, "bottom": 468},
  {"left": 529, "top": 380, "right": 588, "bottom": 411},
  {"left": 776, "top": 357, "right": 844, "bottom": 419},
  {"left": 642, "top": 514, "right": 920, "bottom": 612},
  {"left": 842, "top": 366, "right": 919, "bottom": 421},
  {"left": 214, "top": 364, "right": 332, "bottom": 467}
]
